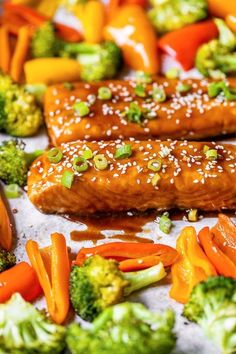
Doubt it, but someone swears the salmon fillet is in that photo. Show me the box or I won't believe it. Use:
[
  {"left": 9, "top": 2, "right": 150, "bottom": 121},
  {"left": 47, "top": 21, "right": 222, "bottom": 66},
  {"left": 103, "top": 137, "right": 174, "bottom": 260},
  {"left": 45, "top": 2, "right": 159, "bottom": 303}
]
[
  {"left": 28, "top": 140, "right": 236, "bottom": 215},
  {"left": 44, "top": 78, "right": 236, "bottom": 145}
]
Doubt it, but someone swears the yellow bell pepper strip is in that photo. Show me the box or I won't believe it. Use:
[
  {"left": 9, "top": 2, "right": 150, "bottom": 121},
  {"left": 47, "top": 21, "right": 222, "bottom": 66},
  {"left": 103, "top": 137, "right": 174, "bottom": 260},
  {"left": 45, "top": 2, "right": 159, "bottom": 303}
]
[
  {"left": 36, "top": 0, "right": 60, "bottom": 18},
  {"left": 211, "top": 214, "right": 236, "bottom": 265},
  {"left": 26, "top": 233, "right": 70, "bottom": 324},
  {"left": 0, "top": 196, "right": 13, "bottom": 251},
  {"left": 208, "top": 0, "right": 236, "bottom": 18},
  {"left": 104, "top": 5, "right": 159, "bottom": 74},
  {"left": 73, "top": 0, "right": 106, "bottom": 44},
  {"left": 198, "top": 226, "right": 236, "bottom": 278},
  {"left": 170, "top": 226, "right": 216, "bottom": 304}
]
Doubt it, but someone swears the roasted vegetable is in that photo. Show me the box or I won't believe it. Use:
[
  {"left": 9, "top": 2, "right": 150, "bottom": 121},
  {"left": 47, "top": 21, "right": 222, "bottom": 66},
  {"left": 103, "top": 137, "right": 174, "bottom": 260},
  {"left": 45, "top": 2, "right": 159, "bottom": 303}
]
[
  {"left": 148, "top": 0, "right": 208, "bottom": 34},
  {"left": 184, "top": 276, "right": 236, "bottom": 354},
  {"left": 67, "top": 302, "right": 176, "bottom": 354},
  {"left": 0, "top": 140, "right": 43, "bottom": 186},
  {"left": 196, "top": 19, "right": 236, "bottom": 77},
  {"left": 0, "top": 249, "right": 16, "bottom": 273},
  {"left": 0, "top": 293, "right": 66, "bottom": 353},
  {"left": 70, "top": 255, "right": 166, "bottom": 321},
  {"left": 0, "top": 74, "right": 42, "bottom": 137}
]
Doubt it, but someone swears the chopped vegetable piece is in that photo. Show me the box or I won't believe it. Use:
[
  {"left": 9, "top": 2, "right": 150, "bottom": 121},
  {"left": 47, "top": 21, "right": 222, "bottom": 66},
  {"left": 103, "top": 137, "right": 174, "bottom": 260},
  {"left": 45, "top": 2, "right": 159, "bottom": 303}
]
[
  {"left": 61, "top": 170, "right": 74, "bottom": 189},
  {"left": 114, "top": 144, "right": 132, "bottom": 159},
  {"left": 124, "top": 102, "right": 143, "bottom": 124},
  {"left": 94, "top": 154, "right": 108, "bottom": 170},
  {"left": 73, "top": 102, "right": 90, "bottom": 117},
  {"left": 73, "top": 157, "right": 89, "bottom": 172},
  {"left": 98, "top": 87, "right": 112, "bottom": 100},
  {"left": 176, "top": 83, "right": 191, "bottom": 93},
  {"left": 151, "top": 173, "right": 161, "bottom": 187},
  {"left": 159, "top": 213, "right": 172, "bottom": 234},
  {"left": 148, "top": 158, "right": 162, "bottom": 172},
  {"left": 205, "top": 149, "right": 218, "bottom": 160},
  {"left": 82, "top": 148, "right": 93, "bottom": 160},
  {"left": 165, "top": 68, "right": 180, "bottom": 79},
  {"left": 134, "top": 84, "right": 146, "bottom": 97},
  {"left": 47, "top": 148, "right": 63, "bottom": 164},
  {"left": 152, "top": 87, "right": 166, "bottom": 102},
  {"left": 135, "top": 71, "right": 152, "bottom": 83},
  {"left": 4, "top": 184, "right": 20, "bottom": 199},
  {"left": 188, "top": 209, "right": 198, "bottom": 222}
]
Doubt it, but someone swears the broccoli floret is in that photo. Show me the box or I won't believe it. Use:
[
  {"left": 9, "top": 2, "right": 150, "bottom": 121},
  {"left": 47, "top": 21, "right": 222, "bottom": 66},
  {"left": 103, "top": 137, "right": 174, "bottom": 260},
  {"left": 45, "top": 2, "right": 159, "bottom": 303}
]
[
  {"left": 148, "top": 0, "right": 208, "bottom": 34},
  {"left": 67, "top": 302, "right": 176, "bottom": 354},
  {"left": 70, "top": 255, "right": 166, "bottom": 322},
  {"left": 0, "top": 293, "right": 66, "bottom": 353},
  {"left": 184, "top": 276, "right": 236, "bottom": 354},
  {"left": 196, "top": 19, "right": 236, "bottom": 77},
  {"left": 0, "top": 140, "right": 43, "bottom": 186},
  {"left": 0, "top": 249, "right": 16, "bottom": 272},
  {"left": 0, "top": 75, "right": 42, "bottom": 137}
]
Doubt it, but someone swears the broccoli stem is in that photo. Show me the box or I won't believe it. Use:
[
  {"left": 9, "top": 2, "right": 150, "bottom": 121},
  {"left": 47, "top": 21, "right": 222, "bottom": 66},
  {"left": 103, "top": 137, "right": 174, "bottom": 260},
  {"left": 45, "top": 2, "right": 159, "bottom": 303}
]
[
  {"left": 123, "top": 262, "right": 166, "bottom": 296},
  {"left": 63, "top": 43, "right": 100, "bottom": 55}
]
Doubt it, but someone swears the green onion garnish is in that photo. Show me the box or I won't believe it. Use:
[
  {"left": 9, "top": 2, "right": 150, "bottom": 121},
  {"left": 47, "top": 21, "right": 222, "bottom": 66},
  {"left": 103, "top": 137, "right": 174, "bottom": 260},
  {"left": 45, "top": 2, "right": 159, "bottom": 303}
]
[
  {"left": 63, "top": 82, "right": 74, "bottom": 90},
  {"left": 47, "top": 148, "right": 63, "bottom": 164},
  {"left": 135, "top": 84, "right": 146, "bottom": 98},
  {"left": 61, "top": 170, "right": 74, "bottom": 189},
  {"left": 124, "top": 102, "right": 143, "bottom": 124},
  {"left": 208, "top": 81, "right": 236, "bottom": 101},
  {"left": 152, "top": 87, "right": 166, "bottom": 102},
  {"left": 151, "top": 173, "right": 161, "bottom": 186},
  {"left": 176, "top": 83, "right": 191, "bottom": 93},
  {"left": 148, "top": 158, "right": 162, "bottom": 172},
  {"left": 165, "top": 68, "right": 180, "bottom": 79},
  {"left": 98, "top": 87, "right": 112, "bottom": 100},
  {"left": 135, "top": 71, "right": 152, "bottom": 84},
  {"left": 73, "top": 101, "right": 90, "bottom": 117},
  {"left": 203, "top": 145, "right": 210, "bottom": 153},
  {"left": 188, "top": 209, "right": 198, "bottom": 222},
  {"left": 94, "top": 154, "right": 108, "bottom": 170},
  {"left": 82, "top": 148, "right": 93, "bottom": 160},
  {"left": 205, "top": 149, "right": 218, "bottom": 161},
  {"left": 114, "top": 144, "right": 132, "bottom": 159},
  {"left": 73, "top": 157, "right": 89, "bottom": 172},
  {"left": 4, "top": 184, "right": 20, "bottom": 199},
  {"left": 159, "top": 213, "right": 172, "bottom": 234}
]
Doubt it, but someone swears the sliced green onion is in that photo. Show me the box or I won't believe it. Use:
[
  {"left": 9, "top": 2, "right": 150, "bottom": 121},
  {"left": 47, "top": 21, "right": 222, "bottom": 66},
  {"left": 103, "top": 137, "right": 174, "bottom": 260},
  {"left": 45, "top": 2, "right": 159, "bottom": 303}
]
[
  {"left": 5, "top": 184, "right": 20, "bottom": 199},
  {"left": 82, "top": 148, "right": 93, "bottom": 160},
  {"left": 47, "top": 148, "right": 63, "bottom": 164},
  {"left": 124, "top": 102, "right": 143, "bottom": 124},
  {"left": 203, "top": 145, "right": 210, "bottom": 153},
  {"left": 63, "top": 82, "right": 74, "bottom": 90},
  {"left": 73, "top": 101, "right": 90, "bottom": 117},
  {"left": 148, "top": 158, "right": 162, "bottom": 172},
  {"left": 188, "top": 209, "right": 198, "bottom": 222},
  {"left": 135, "top": 71, "right": 152, "bottom": 84},
  {"left": 207, "top": 81, "right": 224, "bottom": 98},
  {"left": 176, "top": 83, "right": 191, "bottom": 93},
  {"left": 98, "top": 87, "right": 112, "bottom": 100},
  {"left": 205, "top": 149, "right": 218, "bottom": 161},
  {"left": 94, "top": 154, "right": 108, "bottom": 170},
  {"left": 165, "top": 68, "right": 180, "bottom": 79},
  {"left": 152, "top": 87, "right": 166, "bottom": 102},
  {"left": 135, "top": 84, "right": 146, "bottom": 98},
  {"left": 73, "top": 157, "right": 89, "bottom": 172},
  {"left": 114, "top": 144, "right": 132, "bottom": 159},
  {"left": 151, "top": 173, "right": 161, "bottom": 186},
  {"left": 159, "top": 213, "right": 172, "bottom": 234},
  {"left": 61, "top": 170, "right": 74, "bottom": 189}
]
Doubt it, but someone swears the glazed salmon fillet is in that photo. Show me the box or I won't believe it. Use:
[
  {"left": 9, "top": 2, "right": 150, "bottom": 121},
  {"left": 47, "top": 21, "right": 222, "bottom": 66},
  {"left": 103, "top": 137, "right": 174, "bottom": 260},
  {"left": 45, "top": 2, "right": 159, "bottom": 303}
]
[
  {"left": 28, "top": 140, "right": 236, "bottom": 215},
  {"left": 44, "top": 78, "right": 236, "bottom": 146}
]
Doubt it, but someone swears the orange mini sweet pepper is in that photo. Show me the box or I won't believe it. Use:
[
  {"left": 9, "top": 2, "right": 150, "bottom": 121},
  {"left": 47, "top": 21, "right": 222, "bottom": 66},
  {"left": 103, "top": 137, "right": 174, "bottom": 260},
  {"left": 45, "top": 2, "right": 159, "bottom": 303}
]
[
  {"left": 104, "top": 5, "right": 159, "bottom": 74},
  {"left": 208, "top": 0, "right": 236, "bottom": 18},
  {"left": 170, "top": 226, "right": 216, "bottom": 304}
]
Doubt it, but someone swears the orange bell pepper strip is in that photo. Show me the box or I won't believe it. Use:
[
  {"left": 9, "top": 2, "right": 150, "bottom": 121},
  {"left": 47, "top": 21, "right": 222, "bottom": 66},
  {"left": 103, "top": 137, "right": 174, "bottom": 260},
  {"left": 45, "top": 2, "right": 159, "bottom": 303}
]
[
  {"left": 26, "top": 233, "right": 70, "bottom": 324},
  {"left": 198, "top": 226, "right": 236, "bottom": 278},
  {"left": 211, "top": 214, "right": 236, "bottom": 264},
  {"left": 75, "top": 241, "right": 178, "bottom": 266},
  {"left": 0, "top": 26, "right": 11, "bottom": 74},
  {"left": 0, "top": 196, "right": 13, "bottom": 251},
  {"left": 208, "top": 0, "right": 236, "bottom": 18},
  {"left": 158, "top": 20, "right": 218, "bottom": 71},
  {"left": 104, "top": 5, "right": 159, "bottom": 74},
  {"left": 10, "top": 25, "right": 31, "bottom": 82},
  {"left": 107, "top": 0, "right": 147, "bottom": 21},
  {"left": 170, "top": 226, "right": 216, "bottom": 304},
  {"left": 0, "top": 262, "right": 42, "bottom": 303}
]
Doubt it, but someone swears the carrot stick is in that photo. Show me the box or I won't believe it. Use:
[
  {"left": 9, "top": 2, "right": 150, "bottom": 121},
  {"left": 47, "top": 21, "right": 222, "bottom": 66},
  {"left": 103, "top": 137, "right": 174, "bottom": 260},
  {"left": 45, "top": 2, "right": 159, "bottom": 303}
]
[
  {"left": 0, "top": 196, "right": 13, "bottom": 251},
  {"left": 10, "top": 25, "right": 30, "bottom": 82},
  {"left": 0, "top": 26, "right": 11, "bottom": 74}
]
